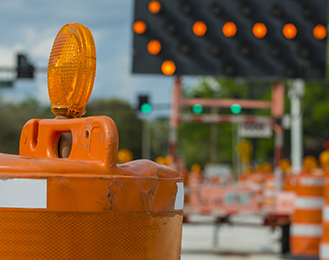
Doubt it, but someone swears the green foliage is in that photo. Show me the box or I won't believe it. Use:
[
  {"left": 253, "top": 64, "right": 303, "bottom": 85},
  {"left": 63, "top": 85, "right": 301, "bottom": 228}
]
[
  {"left": 178, "top": 78, "right": 283, "bottom": 169},
  {"left": 302, "top": 81, "right": 329, "bottom": 157},
  {"left": 0, "top": 97, "right": 144, "bottom": 160},
  {"left": 149, "top": 117, "right": 170, "bottom": 160},
  {"left": 0, "top": 97, "right": 52, "bottom": 154},
  {"left": 86, "top": 99, "right": 143, "bottom": 159}
]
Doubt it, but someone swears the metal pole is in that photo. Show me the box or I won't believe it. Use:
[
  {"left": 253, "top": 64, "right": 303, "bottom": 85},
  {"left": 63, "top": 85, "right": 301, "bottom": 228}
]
[
  {"left": 289, "top": 79, "right": 304, "bottom": 174},
  {"left": 272, "top": 81, "right": 285, "bottom": 167},
  {"left": 169, "top": 76, "right": 182, "bottom": 166},
  {"left": 142, "top": 119, "right": 151, "bottom": 159}
]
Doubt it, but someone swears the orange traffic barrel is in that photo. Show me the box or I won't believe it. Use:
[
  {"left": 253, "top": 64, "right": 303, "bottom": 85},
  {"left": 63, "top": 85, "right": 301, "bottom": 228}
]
[
  {"left": 0, "top": 22, "right": 184, "bottom": 259},
  {"left": 284, "top": 174, "right": 297, "bottom": 192},
  {"left": 291, "top": 173, "right": 324, "bottom": 257},
  {"left": 239, "top": 173, "right": 249, "bottom": 186},
  {"left": 262, "top": 174, "right": 276, "bottom": 210},
  {"left": 320, "top": 168, "right": 329, "bottom": 260},
  {"left": 248, "top": 173, "right": 265, "bottom": 208},
  {"left": 188, "top": 163, "right": 203, "bottom": 187},
  {"left": 0, "top": 116, "right": 184, "bottom": 259}
]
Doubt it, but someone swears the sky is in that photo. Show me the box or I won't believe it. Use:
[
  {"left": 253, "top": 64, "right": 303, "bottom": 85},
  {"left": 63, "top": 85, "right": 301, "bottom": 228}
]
[{"left": 0, "top": 0, "right": 197, "bottom": 117}]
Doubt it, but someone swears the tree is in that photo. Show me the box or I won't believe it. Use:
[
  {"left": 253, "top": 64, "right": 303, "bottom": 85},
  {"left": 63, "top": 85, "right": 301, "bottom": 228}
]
[{"left": 86, "top": 99, "right": 143, "bottom": 159}]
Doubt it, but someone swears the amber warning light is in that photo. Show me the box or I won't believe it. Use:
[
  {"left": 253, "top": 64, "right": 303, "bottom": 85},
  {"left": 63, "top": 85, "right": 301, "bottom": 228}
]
[
  {"left": 252, "top": 23, "right": 267, "bottom": 38},
  {"left": 192, "top": 21, "right": 207, "bottom": 37},
  {"left": 313, "top": 24, "right": 327, "bottom": 40},
  {"left": 222, "top": 22, "right": 237, "bottom": 38},
  {"left": 282, "top": 23, "right": 297, "bottom": 39},
  {"left": 133, "top": 20, "right": 147, "bottom": 34},
  {"left": 47, "top": 22, "right": 96, "bottom": 118},
  {"left": 161, "top": 60, "right": 176, "bottom": 75},
  {"left": 148, "top": 0, "right": 162, "bottom": 14}
]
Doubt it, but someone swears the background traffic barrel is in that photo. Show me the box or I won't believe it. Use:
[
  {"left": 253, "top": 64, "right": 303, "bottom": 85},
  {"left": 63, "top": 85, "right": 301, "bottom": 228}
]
[
  {"left": 320, "top": 168, "right": 329, "bottom": 260},
  {"left": 248, "top": 173, "right": 265, "bottom": 208},
  {"left": 262, "top": 173, "right": 276, "bottom": 211},
  {"left": 291, "top": 173, "right": 324, "bottom": 257}
]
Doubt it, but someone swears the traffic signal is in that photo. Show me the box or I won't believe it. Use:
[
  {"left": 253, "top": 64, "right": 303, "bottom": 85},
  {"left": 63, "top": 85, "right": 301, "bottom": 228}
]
[
  {"left": 230, "top": 104, "right": 242, "bottom": 114},
  {"left": 138, "top": 95, "right": 152, "bottom": 114},
  {"left": 192, "top": 104, "right": 203, "bottom": 114},
  {"left": 132, "top": 0, "right": 327, "bottom": 79},
  {"left": 17, "top": 54, "right": 34, "bottom": 79}
]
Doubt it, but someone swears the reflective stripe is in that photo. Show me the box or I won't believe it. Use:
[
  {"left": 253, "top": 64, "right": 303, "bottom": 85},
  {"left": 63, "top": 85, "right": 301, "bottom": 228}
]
[
  {"left": 250, "top": 184, "right": 262, "bottom": 190},
  {"left": 322, "top": 206, "right": 329, "bottom": 221},
  {"left": 174, "top": 182, "right": 184, "bottom": 210},
  {"left": 291, "top": 224, "right": 322, "bottom": 237},
  {"left": 295, "top": 196, "right": 323, "bottom": 209},
  {"left": 0, "top": 179, "right": 47, "bottom": 209},
  {"left": 299, "top": 177, "right": 324, "bottom": 187},
  {"left": 320, "top": 243, "right": 329, "bottom": 259},
  {"left": 263, "top": 190, "right": 276, "bottom": 197}
]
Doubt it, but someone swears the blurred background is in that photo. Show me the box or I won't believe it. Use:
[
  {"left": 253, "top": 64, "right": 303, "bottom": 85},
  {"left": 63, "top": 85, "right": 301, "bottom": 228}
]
[{"left": 1, "top": 0, "right": 329, "bottom": 259}]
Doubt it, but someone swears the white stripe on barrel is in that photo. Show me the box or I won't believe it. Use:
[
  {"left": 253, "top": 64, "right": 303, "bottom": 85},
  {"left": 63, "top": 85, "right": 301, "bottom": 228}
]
[
  {"left": 322, "top": 206, "right": 329, "bottom": 221},
  {"left": 291, "top": 224, "right": 322, "bottom": 237},
  {"left": 295, "top": 196, "right": 324, "bottom": 209},
  {"left": 320, "top": 243, "right": 329, "bottom": 259}
]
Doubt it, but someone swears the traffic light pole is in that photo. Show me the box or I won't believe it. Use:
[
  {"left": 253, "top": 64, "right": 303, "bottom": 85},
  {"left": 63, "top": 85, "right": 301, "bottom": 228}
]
[
  {"left": 169, "top": 76, "right": 182, "bottom": 165},
  {"left": 289, "top": 79, "right": 304, "bottom": 174}
]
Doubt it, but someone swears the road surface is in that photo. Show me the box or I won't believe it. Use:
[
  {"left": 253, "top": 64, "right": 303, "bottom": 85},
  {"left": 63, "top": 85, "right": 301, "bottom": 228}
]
[{"left": 181, "top": 214, "right": 284, "bottom": 260}]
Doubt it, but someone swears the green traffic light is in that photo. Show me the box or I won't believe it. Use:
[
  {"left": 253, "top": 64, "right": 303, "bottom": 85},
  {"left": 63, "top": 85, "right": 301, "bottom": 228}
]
[
  {"left": 192, "top": 104, "right": 203, "bottom": 114},
  {"left": 230, "top": 104, "right": 242, "bottom": 114},
  {"left": 141, "top": 103, "right": 152, "bottom": 114}
]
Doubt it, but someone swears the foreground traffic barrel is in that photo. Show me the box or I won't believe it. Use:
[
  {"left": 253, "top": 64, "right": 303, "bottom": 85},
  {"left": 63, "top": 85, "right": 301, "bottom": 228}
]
[
  {"left": 0, "top": 22, "right": 184, "bottom": 259},
  {"left": 291, "top": 173, "right": 324, "bottom": 257}
]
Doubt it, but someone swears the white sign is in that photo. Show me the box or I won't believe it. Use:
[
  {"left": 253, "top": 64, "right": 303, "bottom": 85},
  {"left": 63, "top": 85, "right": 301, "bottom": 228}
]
[{"left": 239, "top": 122, "right": 272, "bottom": 138}]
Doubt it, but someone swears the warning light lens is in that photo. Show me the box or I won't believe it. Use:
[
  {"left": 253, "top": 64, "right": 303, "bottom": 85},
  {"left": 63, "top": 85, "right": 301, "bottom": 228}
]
[
  {"left": 282, "top": 23, "right": 297, "bottom": 39},
  {"left": 133, "top": 20, "right": 147, "bottom": 34},
  {"left": 161, "top": 60, "right": 176, "bottom": 75},
  {"left": 147, "top": 40, "right": 162, "bottom": 55},
  {"left": 148, "top": 0, "right": 162, "bottom": 14},
  {"left": 47, "top": 22, "right": 96, "bottom": 118},
  {"left": 252, "top": 23, "right": 267, "bottom": 38},
  {"left": 192, "top": 21, "right": 207, "bottom": 37},
  {"left": 313, "top": 24, "right": 327, "bottom": 40},
  {"left": 222, "top": 22, "right": 237, "bottom": 38}
]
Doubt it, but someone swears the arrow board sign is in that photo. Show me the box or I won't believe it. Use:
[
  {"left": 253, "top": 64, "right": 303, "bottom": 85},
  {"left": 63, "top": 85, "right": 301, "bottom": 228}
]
[{"left": 239, "top": 122, "right": 272, "bottom": 138}]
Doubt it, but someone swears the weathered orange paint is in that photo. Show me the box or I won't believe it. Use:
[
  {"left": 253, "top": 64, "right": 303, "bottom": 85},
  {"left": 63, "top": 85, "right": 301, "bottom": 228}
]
[{"left": 0, "top": 116, "right": 183, "bottom": 259}]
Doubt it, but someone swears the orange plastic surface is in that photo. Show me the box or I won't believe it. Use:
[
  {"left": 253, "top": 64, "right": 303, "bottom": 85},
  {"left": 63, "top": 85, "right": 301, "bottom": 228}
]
[
  {"left": 291, "top": 173, "right": 324, "bottom": 257},
  {"left": 0, "top": 211, "right": 182, "bottom": 259},
  {"left": 291, "top": 237, "right": 321, "bottom": 256},
  {"left": 0, "top": 116, "right": 183, "bottom": 259}
]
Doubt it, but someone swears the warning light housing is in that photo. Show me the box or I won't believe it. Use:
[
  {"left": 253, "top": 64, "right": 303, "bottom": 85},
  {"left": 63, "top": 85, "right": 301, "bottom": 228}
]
[{"left": 47, "top": 22, "right": 96, "bottom": 118}]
